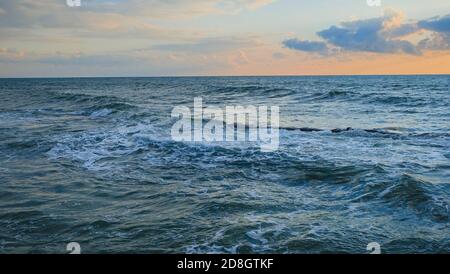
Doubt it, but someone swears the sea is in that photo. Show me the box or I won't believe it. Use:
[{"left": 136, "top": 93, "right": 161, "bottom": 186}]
[{"left": 0, "top": 75, "right": 449, "bottom": 253}]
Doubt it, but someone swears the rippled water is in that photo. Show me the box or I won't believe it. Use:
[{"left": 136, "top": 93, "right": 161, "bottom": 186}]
[{"left": 0, "top": 76, "right": 449, "bottom": 253}]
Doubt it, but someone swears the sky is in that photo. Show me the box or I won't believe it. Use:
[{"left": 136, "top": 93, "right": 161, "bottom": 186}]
[{"left": 0, "top": 0, "right": 449, "bottom": 77}]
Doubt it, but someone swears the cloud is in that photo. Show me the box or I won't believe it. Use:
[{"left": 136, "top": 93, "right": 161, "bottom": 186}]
[
  {"left": 0, "top": 0, "right": 276, "bottom": 47},
  {"left": 213, "top": 0, "right": 275, "bottom": 13},
  {"left": 0, "top": 0, "right": 271, "bottom": 77},
  {"left": 0, "top": 48, "right": 27, "bottom": 62},
  {"left": 36, "top": 54, "right": 133, "bottom": 67},
  {"left": 0, "top": 48, "right": 239, "bottom": 77},
  {"left": 0, "top": 1, "right": 181, "bottom": 40},
  {"left": 99, "top": 0, "right": 275, "bottom": 17},
  {"left": 150, "top": 37, "right": 260, "bottom": 53},
  {"left": 418, "top": 33, "right": 450, "bottom": 51},
  {"left": 317, "top": 9, "right": 420, "bottom": 55},
  {"left": 0, "top": 0, "right": 275, "bottom": 29},
  {"left": 282, "top": 39, "right": 329, "bottom": 55},
  {"left": 283, "top": 10, "right": 450, "bottom": 56},
  {"left": 0, "top": 0, "right": 273, "bottom": 57},
  {"left": 418, "top": 14, "right": 450, "bottom": 33},
  {"left": 417, "top": 15, "right": 450, "bottom": 50}
]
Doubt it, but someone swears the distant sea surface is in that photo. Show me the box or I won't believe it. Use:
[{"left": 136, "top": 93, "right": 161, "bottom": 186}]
[{"left": 0, "top": 76, "right": 449, "bottom": 253}]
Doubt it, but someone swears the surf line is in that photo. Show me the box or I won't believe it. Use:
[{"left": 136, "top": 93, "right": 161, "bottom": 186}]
[{"left": 171, "top": 97, "right": 280, "bottom": 152}]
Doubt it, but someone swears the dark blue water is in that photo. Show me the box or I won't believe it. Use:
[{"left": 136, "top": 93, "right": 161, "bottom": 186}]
[{"left": 0, "top": 76, "right": 449, "bottom": 253}]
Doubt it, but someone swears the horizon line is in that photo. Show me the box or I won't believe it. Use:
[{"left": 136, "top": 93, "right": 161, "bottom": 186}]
[{"left": 1, "top": 73, "right": 450, "bottom": 79}]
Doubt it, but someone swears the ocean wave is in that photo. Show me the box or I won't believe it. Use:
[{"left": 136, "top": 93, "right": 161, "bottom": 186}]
[
  {"left": 3, "top": 76, "right": 449, "bottom": 253},
  {"left": 307, "top": 90, "right": 355, "bottom": 101},
  {"left": 45, "top": 91, "right": 138, "bottom": 117},
  {"left": 377, "top": 174, "right": 449, "bottom": 222}
]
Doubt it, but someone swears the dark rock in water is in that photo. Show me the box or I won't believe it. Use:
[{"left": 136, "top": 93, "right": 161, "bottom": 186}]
[
  {"left": 331, "top": 127, "right": 353, "bottom": 133},
  {"left": 298, "top": 127, "right": 323, "bottom": 132},
  {"left": 281, "top": 127, "right": 323, "bottom": 132}
]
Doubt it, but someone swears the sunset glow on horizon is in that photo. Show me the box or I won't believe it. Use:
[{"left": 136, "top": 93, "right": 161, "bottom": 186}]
[{"left": 1, "top": 0, "right": 449, "bottom": 77}]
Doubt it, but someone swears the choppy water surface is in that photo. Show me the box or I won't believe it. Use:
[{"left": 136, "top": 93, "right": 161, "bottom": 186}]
[{"left": 0, "top": 76, "right": 449, "bottom": 253}]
